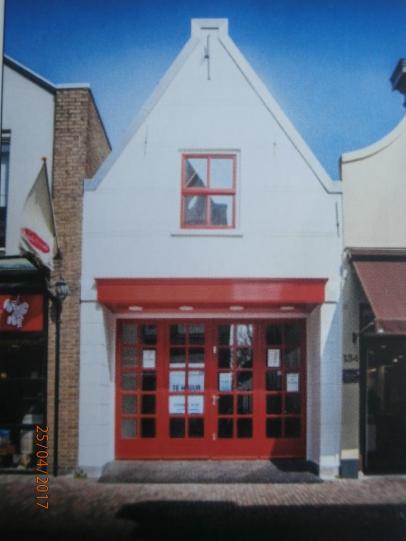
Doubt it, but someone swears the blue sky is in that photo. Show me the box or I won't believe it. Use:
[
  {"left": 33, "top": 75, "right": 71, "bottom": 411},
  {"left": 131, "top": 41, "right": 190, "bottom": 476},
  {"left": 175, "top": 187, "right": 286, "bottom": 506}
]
[{"left": 4, "top": 0, "right": 406, "bottom": 179}]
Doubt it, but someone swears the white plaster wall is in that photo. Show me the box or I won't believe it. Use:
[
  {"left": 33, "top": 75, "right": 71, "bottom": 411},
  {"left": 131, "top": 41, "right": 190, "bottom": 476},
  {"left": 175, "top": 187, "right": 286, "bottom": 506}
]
[
  {"left": 82, "top": 30, "right": 341, "bottom": 299},
  {"left": 2, "top": 64, "right": 55, "bottom": 254},
  {"left": 80, "top": 23, "right": 343, "bottom": 473},
  {"left": 342, "top": 115, "right": 406, "bottom": 249},
  {"left": 79, "top": 302, "right": 116, "bottom": 475}
]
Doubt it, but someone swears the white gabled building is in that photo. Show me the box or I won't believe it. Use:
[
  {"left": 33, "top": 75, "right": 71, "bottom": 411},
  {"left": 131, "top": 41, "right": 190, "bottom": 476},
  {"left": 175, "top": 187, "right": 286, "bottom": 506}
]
[{"left": 80, "top": 19, "right": 343, "bottom": 478}]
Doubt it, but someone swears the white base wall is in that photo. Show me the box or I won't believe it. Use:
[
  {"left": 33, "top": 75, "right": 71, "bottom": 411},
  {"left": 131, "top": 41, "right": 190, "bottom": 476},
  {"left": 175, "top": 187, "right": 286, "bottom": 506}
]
[
  {"left": 78, "top": 302, "right": 116, "bottom": 474},
  {"left": 78, "top": 302, "right": 342, "bottom": 478}
]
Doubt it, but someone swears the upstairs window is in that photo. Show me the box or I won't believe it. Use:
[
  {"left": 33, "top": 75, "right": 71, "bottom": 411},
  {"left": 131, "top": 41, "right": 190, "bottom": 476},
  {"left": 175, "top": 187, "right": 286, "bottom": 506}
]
[{"left": 181, "top": 154, "right": 236, "bottom": 229}]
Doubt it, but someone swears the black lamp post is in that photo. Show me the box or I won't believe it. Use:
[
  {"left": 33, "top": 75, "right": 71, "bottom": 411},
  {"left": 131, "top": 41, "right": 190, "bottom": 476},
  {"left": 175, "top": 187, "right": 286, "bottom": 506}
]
[{"left": 49, "top": 276, "right": 69, "bottom": 477}]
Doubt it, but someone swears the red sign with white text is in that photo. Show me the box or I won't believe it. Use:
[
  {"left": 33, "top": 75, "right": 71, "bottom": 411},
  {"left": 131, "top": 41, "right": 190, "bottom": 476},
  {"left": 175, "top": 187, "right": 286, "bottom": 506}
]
[{"left": 0, "top": 295, "right": 44, "bottom": 332}]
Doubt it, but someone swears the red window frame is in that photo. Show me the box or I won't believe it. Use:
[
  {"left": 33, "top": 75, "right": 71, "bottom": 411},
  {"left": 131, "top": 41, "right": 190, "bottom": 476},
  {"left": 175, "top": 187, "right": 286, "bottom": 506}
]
[{"left": 181, "top": 153, "right": 237, "bottom": 229}]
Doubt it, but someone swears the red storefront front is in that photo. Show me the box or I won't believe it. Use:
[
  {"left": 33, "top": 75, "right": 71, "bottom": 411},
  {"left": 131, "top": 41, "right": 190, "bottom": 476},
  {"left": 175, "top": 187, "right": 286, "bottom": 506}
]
[{"left": 97, "top": 278, "right": 326, "bottom": 460}]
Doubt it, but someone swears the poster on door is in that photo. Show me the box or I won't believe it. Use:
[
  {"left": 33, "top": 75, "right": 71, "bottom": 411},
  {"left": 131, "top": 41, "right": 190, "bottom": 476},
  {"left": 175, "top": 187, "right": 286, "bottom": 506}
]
[
  {"left": 219, "top": 372, "right": 233, "bottom": 392},
  {"left": 286, "top": 373, "right": 299, "bottom": 392},
  {"left": 188, "top": 371, "right": 204, "bottom": 391},
  {"left": 188, "top": 395, "right": 204, "bottom": 415},
  {"left": 170, "top": 371, "right": 186, "bottom": 392},
  {"left": 169, "top": 396, "right": 185, "bottom": 414},
  {"left": 267, "top": 348, "right": 280, "bottom": 367}
]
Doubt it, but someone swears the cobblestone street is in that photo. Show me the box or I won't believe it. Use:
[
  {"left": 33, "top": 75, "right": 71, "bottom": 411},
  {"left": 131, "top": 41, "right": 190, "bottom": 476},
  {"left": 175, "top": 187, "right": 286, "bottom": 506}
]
[{"left": 0, "top": 474, "right": 405, "bottom": 540}]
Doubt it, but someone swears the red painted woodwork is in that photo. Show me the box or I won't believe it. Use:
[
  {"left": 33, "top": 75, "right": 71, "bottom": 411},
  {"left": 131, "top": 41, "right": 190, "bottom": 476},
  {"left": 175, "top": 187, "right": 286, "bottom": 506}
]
[
  {"left": 115, "top": 319, "right": 306, "bottom": 460},
  {"left": 180, "top": 154, "right": 237, "bottom": 229},
  {"left": 0, "top": 294, "right": 44, "bottom": 332},
  {"left": 97, "top": 277, "right": 327, "bottom": 313}
]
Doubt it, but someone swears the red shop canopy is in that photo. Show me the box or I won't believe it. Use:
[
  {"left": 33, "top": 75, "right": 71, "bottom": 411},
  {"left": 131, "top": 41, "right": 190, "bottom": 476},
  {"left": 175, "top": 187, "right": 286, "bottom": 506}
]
[
  {"left": 96, "top": 277, "right": 327, "bottom": 314},
  {"left": 354, "top": 261, "right": 406, "bottom": 334}
]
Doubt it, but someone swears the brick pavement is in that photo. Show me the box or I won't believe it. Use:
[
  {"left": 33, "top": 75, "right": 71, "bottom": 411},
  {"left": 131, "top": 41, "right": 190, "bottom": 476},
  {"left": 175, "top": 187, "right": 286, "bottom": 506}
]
[{"left": 0, "top": 474, "right": 405, "bottom": 540}]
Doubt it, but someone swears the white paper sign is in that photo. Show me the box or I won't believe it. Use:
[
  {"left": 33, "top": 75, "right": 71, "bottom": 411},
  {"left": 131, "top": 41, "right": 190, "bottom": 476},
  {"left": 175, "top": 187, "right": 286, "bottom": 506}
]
[
  {"left": 142, "top": 349, "right": 156, "bottom": 368},
  {"left": 219, "top": 372, "right": 233, "bottom": 392},
  {"left": 188, "top": 395, "right": 204, "bottom": 415},
  {"left": 169, "top": 396, "right": 185, "bottom": 414},
  {"left": 188, "top": 371, "right": 204, "bottom": 391},
  {"left": 170, "top": 371, "right": 186, "bottom": 392},
  {"left": 286, "top": 373, "right": 299, "bottom": 392},
  {"left": 267, "top": 348, "right": 280, "bottom": 368}
]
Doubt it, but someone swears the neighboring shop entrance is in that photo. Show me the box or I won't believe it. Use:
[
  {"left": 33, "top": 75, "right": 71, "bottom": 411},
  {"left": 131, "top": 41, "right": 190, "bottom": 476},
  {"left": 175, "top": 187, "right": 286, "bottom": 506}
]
[
  {"left": 361, "top": 336, "right": 406, "bottom": 474},
  {"left": 116, "top": 319, "right": 306, "bottom": 459}
]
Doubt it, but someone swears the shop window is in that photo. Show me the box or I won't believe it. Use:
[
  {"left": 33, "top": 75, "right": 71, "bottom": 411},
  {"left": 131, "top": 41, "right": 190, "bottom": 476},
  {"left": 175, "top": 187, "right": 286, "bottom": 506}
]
[{"left": 181, "top": 154, "right": 236, "bottom": 228}]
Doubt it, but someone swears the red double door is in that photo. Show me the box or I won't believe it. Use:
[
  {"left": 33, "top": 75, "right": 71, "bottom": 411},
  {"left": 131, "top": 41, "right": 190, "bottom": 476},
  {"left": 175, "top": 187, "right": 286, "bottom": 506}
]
[{"left": 116, "top": 319, "right": 306, "bottom": 459}]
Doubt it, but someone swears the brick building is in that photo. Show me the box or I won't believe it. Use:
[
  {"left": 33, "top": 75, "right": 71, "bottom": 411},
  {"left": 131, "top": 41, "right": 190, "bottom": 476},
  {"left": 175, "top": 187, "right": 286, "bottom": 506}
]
[{"left": 0, "top": 57, "right": 110, "bottom": 472}]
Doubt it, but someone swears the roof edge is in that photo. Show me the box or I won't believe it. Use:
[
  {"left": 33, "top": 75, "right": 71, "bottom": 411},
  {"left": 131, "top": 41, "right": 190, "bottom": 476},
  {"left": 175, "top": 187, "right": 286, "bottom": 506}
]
[
  {"left": 218, "top": 35, "right": 341, "bottom": 195},
  {"left": 85, "top": 35, "right": 200, "bottom": 191},
  {"left": 341, "top": 114, "right": 406, "bottom": 164}
]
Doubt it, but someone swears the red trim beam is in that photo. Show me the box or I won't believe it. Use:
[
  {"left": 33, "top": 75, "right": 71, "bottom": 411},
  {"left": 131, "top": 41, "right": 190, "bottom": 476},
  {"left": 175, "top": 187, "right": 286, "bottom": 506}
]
[{"left": 96, "top": 278, "right": 327, "bottom": 312}]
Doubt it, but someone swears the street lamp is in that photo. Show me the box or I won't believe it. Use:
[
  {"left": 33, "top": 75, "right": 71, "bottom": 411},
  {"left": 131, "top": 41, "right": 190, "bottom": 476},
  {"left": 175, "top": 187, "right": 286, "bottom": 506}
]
[{"left": 48, "top": 276, "right": 69, "bottom": 477}]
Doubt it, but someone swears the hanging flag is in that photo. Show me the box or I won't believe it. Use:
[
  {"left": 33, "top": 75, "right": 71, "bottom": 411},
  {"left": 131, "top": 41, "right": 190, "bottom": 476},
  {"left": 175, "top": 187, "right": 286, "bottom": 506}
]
[{"left": 19, "top": 159, "right": 58, "bottom": 270}]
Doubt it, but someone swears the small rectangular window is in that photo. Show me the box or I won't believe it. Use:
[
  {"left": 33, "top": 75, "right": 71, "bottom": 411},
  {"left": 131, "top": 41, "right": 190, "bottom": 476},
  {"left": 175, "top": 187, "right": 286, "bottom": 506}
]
[{"left": 181, "top": 154, "right": 236, "bottom": 228}]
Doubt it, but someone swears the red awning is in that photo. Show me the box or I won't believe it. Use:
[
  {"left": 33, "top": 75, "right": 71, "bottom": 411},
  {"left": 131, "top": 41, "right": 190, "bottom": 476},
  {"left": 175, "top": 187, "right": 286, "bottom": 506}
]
[
  {"left": 96, "top": 278, "right": 327, "bottom": 314},
  {"left": 353, "top": 261, "right": 406, "bottom": 334}
]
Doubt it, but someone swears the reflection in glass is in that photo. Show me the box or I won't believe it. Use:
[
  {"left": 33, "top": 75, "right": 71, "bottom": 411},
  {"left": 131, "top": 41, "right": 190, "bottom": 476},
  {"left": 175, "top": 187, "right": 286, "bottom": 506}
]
[
  {"left": 237, "top": 395, "right": 252, "bottom": 414},
  {"left": 189, "top": 418, "right": 204, "bottom": 438},
  {"left": 141, "top": 395, "right": 156, "bottom": 414},
  {"left": 121, "top": 419, "right": 136, "bottom": 438},
  {"left": 189, "top": 324, "right": 205, "bottom": 344},
  {"left": 266, "top": 370, "right": 282, "bottom": 391},
  {"left": 184, "top": 195, "right": 206, "bottom": 225},
  {"left": 185, "top": 158, "right": 207, "bottom": 187},
  {"left": 122, "top": 347, "right": 136, "bottom": 367},
  {"left": 285, "top": 417, "right": 301, "bottom": 438},
  {"left": 141, "top": 325, "right": 157, "bottom": 345},
  {"left": 218, "top": 349, "right": 232, "bottom": 368},
  {"left": 219, "top": 395, "right": 234, "bottom": 414},
  {"left": 170, "top": 348, "right": 186, "bottom": 367},
  {"left": 121, "top": 373, "right": 136, "bottom": 390},
  {"left": 210, "top": 158, "right": 233, "bottom": 189},
  {"left": 237, "top": 418, "right": 252, "bottom": 438},
  {"left": 237, "top": 349, "right": 252, "bottom": 368},
  {"left": 141, "top": 418, "right": 155, "bottom": 438},
  {"left": 218, "top": 418, "right": 233, "bottom": 438},
  {"left": 266, "top": 418, "right": 282, "bottom": 438},
  {"left": 170, "top": 418, "right": 185, "bottom": 438},
  {"left": 142, "top": 373, "right": 156, "bottom": 391},
  {"left": 236, "top": 325, "right": 253, "bottom": 347},
  {"left": 170, "top": 325, "right": 186, "bottom": 345},
  {"left": 122, "top": 324, "right": 137, "bottom": 344},
  {"left": 122, "top": 395, "right": 136, "bottom": 414},
  {"left": 267, "top": 394, "right": 282, "bottom": 414},
  {"left": 237, "top": 371, "right": 253, "bottom": 391},
  {"left": 210, "top": 195, "right": 233, "bottom": 226}
]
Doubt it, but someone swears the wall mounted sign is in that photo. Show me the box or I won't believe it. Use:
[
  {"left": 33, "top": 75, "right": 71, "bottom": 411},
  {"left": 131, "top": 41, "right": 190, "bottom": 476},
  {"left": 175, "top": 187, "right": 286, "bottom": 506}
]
[{"left": 0, "top": 295, "right": 43, "bottom": 332}]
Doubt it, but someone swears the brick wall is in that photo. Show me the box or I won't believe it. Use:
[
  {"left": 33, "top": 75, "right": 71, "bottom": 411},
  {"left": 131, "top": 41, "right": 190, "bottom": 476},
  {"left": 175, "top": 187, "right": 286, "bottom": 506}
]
[{"left": 47, "top": 88, "right": 110, "bottom": 473}]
